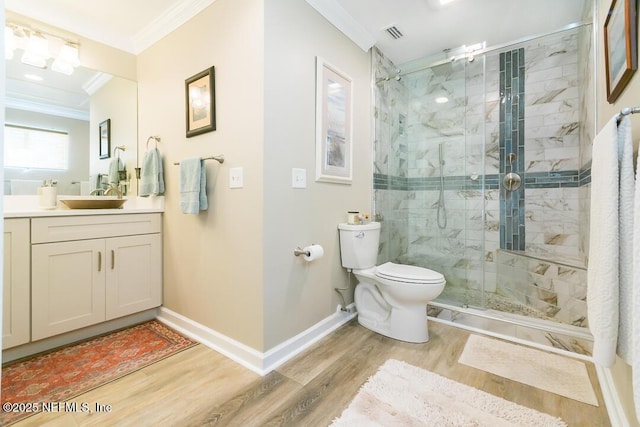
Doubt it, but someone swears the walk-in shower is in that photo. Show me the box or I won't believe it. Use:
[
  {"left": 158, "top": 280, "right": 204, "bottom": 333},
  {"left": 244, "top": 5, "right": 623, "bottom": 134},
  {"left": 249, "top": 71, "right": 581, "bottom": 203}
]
[{"left": 373, "top": 22, "right": 595, "bottom": 356}]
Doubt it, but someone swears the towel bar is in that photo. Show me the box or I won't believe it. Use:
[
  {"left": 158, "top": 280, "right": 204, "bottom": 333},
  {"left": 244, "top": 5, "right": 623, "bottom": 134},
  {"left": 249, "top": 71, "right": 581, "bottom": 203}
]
[
  {"left": 173, "top": 155, "right": 225, "bottom": 165},
  {"left": 620, "top": 106, "right": 640, "bottom": 116}
]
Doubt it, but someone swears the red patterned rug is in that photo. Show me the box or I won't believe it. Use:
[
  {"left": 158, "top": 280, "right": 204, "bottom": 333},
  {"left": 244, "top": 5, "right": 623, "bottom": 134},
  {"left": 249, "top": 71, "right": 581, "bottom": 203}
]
[{"left": 1, "top": 320, "right": 197, "bottom": 425}]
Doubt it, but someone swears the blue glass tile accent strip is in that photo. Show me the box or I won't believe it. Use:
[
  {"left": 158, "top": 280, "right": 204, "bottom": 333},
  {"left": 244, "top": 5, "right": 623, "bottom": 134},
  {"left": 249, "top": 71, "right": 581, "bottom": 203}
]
[{"left": 500, "top": 48, "right": 526, "bottom": 251}]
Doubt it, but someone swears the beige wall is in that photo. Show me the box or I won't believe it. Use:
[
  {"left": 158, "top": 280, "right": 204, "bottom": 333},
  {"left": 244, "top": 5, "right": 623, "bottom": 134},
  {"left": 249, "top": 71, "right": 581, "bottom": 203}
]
[
  {"left": 137, "top": 0, "right": 371, "bottom": 352},
  {"left": 262, "top": 0, "right": 372, "bottom": 349},
  {"left": 596, "top": 0, "right": 639, "bottom": 424},
  {"left": 137, "top": 0, "right": 266, "bottom": 350},
  {"left": 90, "top": 77, "right": 137, "bottom": 189}
]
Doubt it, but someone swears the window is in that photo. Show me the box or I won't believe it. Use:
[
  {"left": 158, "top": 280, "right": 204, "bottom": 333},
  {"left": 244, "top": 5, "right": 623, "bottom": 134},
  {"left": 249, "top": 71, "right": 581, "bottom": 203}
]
[{"left": 4, "top": 124, "right": 69, "bottom": 170}]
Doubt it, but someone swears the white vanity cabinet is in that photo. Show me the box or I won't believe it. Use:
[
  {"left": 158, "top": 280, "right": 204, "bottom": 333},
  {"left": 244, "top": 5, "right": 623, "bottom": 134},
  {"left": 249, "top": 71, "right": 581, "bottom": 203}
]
[
  {"left": 3, "top": 219, "right": 31, "bottom": 349},
  {"left": 31, "top": 214, "right": 162, "bottom": 341}
]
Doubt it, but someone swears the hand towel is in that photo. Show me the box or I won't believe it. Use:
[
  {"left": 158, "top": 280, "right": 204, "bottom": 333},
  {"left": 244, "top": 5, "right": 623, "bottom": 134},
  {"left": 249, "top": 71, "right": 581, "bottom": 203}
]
[
  {"left": 108, "top": 158, "right": 123, "bottom": 185},
  {"left": 139, "top": 148, "right": 165, "bottom": 197},
  {"left": 617, "top": 115, "right": 634, "bottom": 363},
  {"left": 633, "top": 120, "right": 640, "bottom": 419},
  {"left": 587, "top": 115, "right": 619, "bottom": 368},
  {"left": 180, "top": 158, "right": 208, "bottom": 214}
]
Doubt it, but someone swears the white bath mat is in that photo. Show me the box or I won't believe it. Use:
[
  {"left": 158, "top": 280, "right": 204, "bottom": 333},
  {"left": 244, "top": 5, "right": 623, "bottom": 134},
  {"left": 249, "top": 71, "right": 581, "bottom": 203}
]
[
  {"left": 330, "top": 359, "right": 567, "bottom": 426},
  {"left": 458, "top": 335, "right": 598, "bottom": 406}
]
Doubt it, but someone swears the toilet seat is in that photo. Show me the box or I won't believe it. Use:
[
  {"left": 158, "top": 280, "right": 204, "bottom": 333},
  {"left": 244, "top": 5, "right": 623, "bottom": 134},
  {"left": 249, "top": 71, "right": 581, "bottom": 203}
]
[{"left": 375, "top": 262, "right": 445, "bottom": 284}]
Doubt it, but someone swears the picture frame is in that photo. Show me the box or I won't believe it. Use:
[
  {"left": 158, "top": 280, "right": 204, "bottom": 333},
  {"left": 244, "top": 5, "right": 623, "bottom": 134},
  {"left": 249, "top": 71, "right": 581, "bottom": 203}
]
[
  {"left": 99, "top": 119, "right": 110, "bottom": 159},
  {"left": 315, "top": 57, "right": 353, "bottom": 184},
  {"left": 604, "top": 0, "right": 637, "bottom": 103},
  {"left": 185, "top": 66, "right": 216, "bottom": 137}
]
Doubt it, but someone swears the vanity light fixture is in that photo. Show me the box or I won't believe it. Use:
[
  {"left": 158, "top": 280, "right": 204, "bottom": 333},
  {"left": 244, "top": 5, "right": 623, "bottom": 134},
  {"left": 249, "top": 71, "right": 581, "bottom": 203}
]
[
  {"left": 52, "top": 43, "right": 80, "bottom": 75},
  {"left": 21, "top": 32, "right": 49, "bottom": 68},
  {"left": 5, "top": 23, "right": 81, "bottom": 75}
]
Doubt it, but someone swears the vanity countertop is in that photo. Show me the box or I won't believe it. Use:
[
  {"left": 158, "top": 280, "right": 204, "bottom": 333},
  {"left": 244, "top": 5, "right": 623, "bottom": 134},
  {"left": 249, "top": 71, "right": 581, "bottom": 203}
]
[{"left": 4, "top": 195, "right": 165, "bottom": 218}]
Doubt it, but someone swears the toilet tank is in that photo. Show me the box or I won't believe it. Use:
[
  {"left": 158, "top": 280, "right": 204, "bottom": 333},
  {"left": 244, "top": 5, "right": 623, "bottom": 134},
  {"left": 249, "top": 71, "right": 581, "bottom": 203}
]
[{"left": 338, "top": 222, "right": 381, "bottom": 269}]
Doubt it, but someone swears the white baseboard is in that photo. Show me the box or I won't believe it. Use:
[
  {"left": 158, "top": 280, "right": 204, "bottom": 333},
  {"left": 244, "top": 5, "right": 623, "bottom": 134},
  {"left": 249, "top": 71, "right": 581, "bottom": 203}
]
[
  {"left": 156, "top": 304, "right": 357, "bottom": 376},
  {"left": 595, "top": 365, "right": 632, "bottom": 427}
]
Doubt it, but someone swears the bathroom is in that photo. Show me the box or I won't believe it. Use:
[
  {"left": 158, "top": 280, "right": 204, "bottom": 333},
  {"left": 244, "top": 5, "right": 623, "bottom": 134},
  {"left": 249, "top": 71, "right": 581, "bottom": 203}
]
[{"left": 1, "top": 0, "right": 639, "bottom": 425}]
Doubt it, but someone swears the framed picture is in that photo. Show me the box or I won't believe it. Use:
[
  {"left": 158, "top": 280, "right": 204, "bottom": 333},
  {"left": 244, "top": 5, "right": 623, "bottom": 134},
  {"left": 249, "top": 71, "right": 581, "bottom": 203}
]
[
  {"left": 604, "top": 0, "right": 637, "bottom": 103},
  {"left": 185, "top": 66, "right": 216, "bottom": 137},
  {"left": 315, "top": 57, "right": 353, "bottom": 184},
  {"left": 99, "top": 119, "right": 110, "bottom": 159}
]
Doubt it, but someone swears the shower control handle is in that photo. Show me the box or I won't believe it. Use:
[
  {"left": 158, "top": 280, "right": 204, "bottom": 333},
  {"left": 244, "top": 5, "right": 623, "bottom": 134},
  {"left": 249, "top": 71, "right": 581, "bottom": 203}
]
[{"left": 503, "top": 172, "right": 522, "bottom": 191}]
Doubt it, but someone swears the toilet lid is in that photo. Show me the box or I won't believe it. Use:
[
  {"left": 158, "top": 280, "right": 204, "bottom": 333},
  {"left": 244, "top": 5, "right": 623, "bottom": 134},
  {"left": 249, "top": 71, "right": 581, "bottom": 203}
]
[{"left": 375, "top": 262, "right": 445, "bottom": 284}]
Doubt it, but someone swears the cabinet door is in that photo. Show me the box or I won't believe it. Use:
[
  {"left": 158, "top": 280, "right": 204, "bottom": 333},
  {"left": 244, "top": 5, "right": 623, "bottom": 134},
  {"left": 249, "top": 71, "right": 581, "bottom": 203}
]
[
  {"left": 105, "top": 234, "right": 161, "bottom": 320},
  {"left": 3, "top": 219, "right": 30, "bottom": 349},
  {"left": 32, "top": 239, "right": 106, "bottom": 340}
]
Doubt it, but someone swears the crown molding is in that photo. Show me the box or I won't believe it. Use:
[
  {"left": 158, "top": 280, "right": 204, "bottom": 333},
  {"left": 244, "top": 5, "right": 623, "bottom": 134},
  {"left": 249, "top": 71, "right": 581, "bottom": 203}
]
[
  {"left": 6, "top": 97, "right": 89, "bottom": 121},
  {"left": 304, "top": 0, "right": 375, "bottom": 52},
  {"left": 131, "top": 0, "right": 217, "bottom": 54},
  {"left": 83, "top": 72, "right": 113, "bottom": 96}
]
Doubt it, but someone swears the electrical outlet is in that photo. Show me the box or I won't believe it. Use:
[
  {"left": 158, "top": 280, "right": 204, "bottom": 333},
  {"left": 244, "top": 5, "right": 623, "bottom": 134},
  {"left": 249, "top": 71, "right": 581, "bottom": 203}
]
[
  {"left": 292, "top": 168, "right": 306, "bottom": 188},
  {"left": 229, "top": 167, "right": 243, "bottom": 188}
]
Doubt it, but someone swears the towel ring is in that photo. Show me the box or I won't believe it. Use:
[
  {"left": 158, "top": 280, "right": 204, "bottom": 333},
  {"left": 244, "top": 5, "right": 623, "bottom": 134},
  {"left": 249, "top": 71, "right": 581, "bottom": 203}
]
[{"left": 146, "top": 136, "right": 161, "bottom": 150}]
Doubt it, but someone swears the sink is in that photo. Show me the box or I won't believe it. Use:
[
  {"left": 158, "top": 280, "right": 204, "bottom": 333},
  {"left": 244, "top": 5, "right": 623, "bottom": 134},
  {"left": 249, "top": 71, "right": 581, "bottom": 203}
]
[{"left": 60, "top": 196, "right": 127, "bottom": 209}]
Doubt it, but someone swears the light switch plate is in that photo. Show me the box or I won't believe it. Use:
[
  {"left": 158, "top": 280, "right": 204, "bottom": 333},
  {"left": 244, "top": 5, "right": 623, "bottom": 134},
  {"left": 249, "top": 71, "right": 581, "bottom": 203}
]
[
  {"left": 292, "top": 168, "right": 306, "bottom": 188},
  {"left": 230, "top": 167, "right": 243, "bottom": 188}
]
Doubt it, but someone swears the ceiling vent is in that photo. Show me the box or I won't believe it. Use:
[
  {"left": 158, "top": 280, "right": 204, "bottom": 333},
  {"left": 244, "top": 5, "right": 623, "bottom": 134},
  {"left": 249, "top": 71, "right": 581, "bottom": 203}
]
[{"left": 384, "top": 25, "right": 404, "bottom": 40}]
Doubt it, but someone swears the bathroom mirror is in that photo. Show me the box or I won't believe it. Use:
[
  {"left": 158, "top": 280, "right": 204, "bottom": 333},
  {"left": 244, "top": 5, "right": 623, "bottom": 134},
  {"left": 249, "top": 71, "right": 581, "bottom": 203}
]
[{"left": 4, "top": 57, "right": 138, "bottom": 196}]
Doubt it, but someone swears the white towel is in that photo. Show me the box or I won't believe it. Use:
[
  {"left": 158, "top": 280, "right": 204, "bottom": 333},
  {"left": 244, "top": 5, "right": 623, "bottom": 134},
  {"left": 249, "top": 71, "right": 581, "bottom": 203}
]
[
  {"left": 180, "top": 158, "right": 208, "bottom": 214},
  {"left": 617, "top": 115, "right": 634, "bottom": 363},
  {"left": 139, "top": 148, "right": 165, "bottom": 196},
  {"left": 587, "top": 116, "right": 620, "bottom": 368},
  {"left": 632, "top": 119, "right": 640, "bottom": 418}
]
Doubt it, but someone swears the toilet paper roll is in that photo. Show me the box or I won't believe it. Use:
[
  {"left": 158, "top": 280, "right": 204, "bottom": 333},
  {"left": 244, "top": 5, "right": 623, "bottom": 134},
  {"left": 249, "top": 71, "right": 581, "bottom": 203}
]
[{"left": 303, "top": 244, "right": 324, "bottom": 262}]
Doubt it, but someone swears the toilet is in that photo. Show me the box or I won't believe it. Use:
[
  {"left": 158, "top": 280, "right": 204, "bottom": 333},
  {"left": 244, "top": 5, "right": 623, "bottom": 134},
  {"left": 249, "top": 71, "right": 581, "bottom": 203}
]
[{"left": 338, "top": 222, "right": 446, "bottom": 343}]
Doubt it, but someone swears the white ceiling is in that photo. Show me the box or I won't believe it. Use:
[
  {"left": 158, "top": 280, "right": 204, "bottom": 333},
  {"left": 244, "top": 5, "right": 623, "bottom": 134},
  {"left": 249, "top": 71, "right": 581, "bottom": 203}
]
[
  {"left": 317, "top": 0, "right": 591, "bottom": 65},
  {"left": 6, "top": 0, "right": 591, "bottom": 62},
  {"left": 4, "top": 0, "right": 591, "bottom": 116}
]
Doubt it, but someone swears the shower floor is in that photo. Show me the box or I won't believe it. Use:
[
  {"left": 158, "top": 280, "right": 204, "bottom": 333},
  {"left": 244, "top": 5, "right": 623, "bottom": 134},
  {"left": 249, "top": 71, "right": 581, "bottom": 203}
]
[
  {"left": 436, "top": 287, "right": 556, "bottom": 321},
  {"left": 427, "top": 300, "right": 593, "bottom": 359}
]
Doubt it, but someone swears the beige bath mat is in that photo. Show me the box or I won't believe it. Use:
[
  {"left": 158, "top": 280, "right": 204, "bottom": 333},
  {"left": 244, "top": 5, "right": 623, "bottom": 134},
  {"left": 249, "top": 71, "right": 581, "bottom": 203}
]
[
  {"left": 458, "top": 335, "right": 598, "bottom": 406},
  {"left": 330, "top": 359, "right": 567, "bottom": 426}
]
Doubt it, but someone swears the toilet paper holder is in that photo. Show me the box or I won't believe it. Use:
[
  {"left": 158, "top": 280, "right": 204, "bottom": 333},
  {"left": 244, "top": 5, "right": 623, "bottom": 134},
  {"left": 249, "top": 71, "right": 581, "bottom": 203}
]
[{"left": 294, "top": 246, "right": 311, "bottom": 257}]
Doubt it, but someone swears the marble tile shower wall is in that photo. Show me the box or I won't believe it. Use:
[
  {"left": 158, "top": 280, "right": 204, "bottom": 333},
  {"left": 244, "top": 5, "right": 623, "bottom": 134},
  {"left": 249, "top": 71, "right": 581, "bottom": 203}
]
[
  {"left": 373, "top": 48, "right": 409, "bottom": 264},
  {"left": 496, "top": 250, "right": 588, "bottom": 327},
  {"left": 577, "top": 25, "right": 594, "bottom": 259},
  {"left": 522, "top": 31, "right": 583, "bottom": 262}
]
